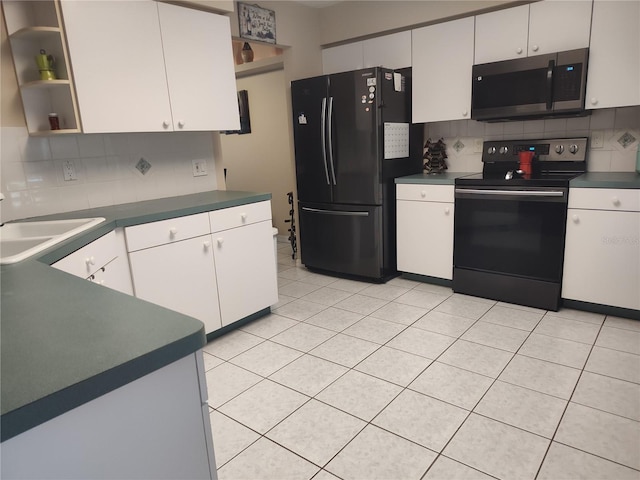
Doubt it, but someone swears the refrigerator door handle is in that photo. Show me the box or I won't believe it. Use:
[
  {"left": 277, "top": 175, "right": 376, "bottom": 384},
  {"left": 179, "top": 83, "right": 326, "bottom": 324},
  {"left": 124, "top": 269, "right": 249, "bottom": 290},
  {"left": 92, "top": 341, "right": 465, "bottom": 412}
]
[
  {"left": 302, "top": 207, "right": 369, "bottom": 216},
  {"left": 320, "top": 97, "right": 330, "bottom": 185},
  {"left": 327, "top": 97, "right": 337, "bottom": 185}
]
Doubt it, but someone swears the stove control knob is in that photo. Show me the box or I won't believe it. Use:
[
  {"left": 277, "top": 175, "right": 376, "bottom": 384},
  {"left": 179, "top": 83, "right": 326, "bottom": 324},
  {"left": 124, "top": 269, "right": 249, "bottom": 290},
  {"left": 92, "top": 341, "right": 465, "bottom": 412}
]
[
  {"left": 487, "top": 146, "right": 496, "bottom": 155},
  {"left": 499, "top": 146, "right": 509, "bottom": 155},
  {"left": 555, "top": 145, "right": 565, "bottom": 154},
  {"left": 569, "top": 144, "right": 579, "bottom": 154}
]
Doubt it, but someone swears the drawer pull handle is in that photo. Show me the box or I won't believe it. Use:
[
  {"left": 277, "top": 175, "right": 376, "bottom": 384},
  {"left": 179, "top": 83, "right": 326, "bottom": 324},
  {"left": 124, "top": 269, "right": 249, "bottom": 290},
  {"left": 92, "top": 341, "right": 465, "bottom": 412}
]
[
  {"left": 444, "top": 207, "right": 450, "bottom": 215},
  {"left": 217, "top": 237, "right": 224, "bottom": 246},
  {"left": 612, "top": 196, "right": 621, "bottom": 206},
  {"left": 572, "top": 214, "right": 579, "bottom": 223},
  {"left": 169, "top": 227, "right": 178, "bottom": 237},
  {"left": 420, "top": 191, "right": 426, "bottom": 198},
  {"left": 177, "top": 120, "right": 185, "bottom": 128},
  {"left": 241, "top": 213, "right": 247, "bottom": 221},
  {"left": 516, "top": 47, "right": 523, "bottom": 54},
  {"left": 162, "top": 120, "right": 170, "bottom": 128},
  {"left": 85, "top": 256, "right": 95, "bottom": 266},
  {"left": 203, "top": 240, "right": 211, "bottom": 249}
]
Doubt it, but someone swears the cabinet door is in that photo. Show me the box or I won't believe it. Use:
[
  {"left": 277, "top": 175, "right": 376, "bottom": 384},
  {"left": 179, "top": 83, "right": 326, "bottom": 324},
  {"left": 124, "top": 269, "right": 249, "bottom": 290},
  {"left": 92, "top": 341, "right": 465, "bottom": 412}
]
[
  {"left": 586, "top": 0, "right": 640, "bottom": 110},
  {"left": 212, "top": 220, "right": 278, "bottom": 326},
  {"left": 412, "top": 17, "right": 474, "bottom": 123},
  {"left": 61, "top": 1, "right": 173, "bottom": 133},
  {"left": 363, "top": 31, "right": 411, "bottom": 69},
  {"left": 322, "top": 42, "right": 364, "bottom": 75},
  {"left": 562, "top": 209, "right": 640, "bottom": 310},
  {"left": 129, "top": 236, "right": 222, "bottom": 333},
  {"left": 475, "top": 5, "right": 529, "bottom": 64},
  {"left": 89, "top": 256, "right": 134, "bottom": 296},
  {"left": 528, "top": 0, "right": 592, "bottom": 57},
  {"left": 397, "top": 200, "right": 454, "bottom": 280},
  {"left": 157, "top": 3, "right": 239, "bottom": 132}
]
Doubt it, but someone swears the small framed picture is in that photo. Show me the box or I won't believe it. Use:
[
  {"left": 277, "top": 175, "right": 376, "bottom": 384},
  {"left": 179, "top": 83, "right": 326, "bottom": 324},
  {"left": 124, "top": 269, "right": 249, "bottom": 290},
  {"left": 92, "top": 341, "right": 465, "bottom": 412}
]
[{"left": 238, "top": 2, "right": 276, "bottom": 44}]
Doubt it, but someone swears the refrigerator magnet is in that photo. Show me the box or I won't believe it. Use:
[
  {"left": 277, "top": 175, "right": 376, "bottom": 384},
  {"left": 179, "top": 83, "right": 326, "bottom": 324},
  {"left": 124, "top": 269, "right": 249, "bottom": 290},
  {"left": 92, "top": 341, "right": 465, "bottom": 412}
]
[{"left": 298, "top": 113, "right": 307, "bottom": 125}]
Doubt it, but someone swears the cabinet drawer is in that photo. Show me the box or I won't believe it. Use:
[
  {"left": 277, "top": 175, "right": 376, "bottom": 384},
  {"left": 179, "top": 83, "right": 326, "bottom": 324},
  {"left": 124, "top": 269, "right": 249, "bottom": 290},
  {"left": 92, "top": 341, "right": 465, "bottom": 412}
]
[
  {"left": 209, "top": 201, "right": 272, "bottom": 233},
  {"left": 568, "top": 188, "right": 640, "bottom": 212},
  {"left": 396, "top": 184, "right": 454, "bottom": 203},
  {"left": 125, "top": 212, "right": 210, "bottom": 252},
  {"left": 53, "top": 231, "right": 118, "bottom": 278}
]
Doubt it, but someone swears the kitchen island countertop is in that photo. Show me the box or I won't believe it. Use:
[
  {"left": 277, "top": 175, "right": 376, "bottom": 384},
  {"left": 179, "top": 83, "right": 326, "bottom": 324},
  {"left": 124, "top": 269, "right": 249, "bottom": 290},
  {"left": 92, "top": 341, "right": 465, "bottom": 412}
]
[
  {"left": 1, "top": 190, "right": 270, "bottom": 442},
  {"left": 570, "top": 172, "right": 640, "bottom": 189}
]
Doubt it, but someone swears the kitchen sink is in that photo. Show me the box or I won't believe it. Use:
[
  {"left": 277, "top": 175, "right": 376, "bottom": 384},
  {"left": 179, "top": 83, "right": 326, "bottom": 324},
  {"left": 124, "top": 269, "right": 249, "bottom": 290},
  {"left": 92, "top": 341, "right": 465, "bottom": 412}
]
[{"left": 0, "top": 217, "right": 106, "bottom": 265}]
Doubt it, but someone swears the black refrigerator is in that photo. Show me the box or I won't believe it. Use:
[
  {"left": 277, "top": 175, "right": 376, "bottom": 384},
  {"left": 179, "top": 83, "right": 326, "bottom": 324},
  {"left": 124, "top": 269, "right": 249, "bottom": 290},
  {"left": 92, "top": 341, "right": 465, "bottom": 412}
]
[{"left": 291, "top": 67, "right": 422, "bottom": 281}]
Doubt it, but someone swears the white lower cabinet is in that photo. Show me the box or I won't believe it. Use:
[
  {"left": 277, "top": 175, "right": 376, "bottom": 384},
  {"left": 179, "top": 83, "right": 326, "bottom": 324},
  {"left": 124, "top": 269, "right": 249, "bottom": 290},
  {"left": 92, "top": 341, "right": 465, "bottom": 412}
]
[
  {"left": 562, "top": 188, "right": 640, "bottom": 311},
  {"left": 396, "top": 184, "right": 454, "bottom": 280}
]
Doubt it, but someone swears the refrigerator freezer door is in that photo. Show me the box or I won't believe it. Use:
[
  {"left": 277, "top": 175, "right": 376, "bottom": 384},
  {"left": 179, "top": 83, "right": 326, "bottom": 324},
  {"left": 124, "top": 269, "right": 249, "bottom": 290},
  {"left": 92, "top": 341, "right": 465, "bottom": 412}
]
[
  {"left": 292, "top": 75, "right": 332, "bottom": 204},
  {"left": 299, "top": 202, "right": 383, "bottom": 279},
  {"left": 328, "top": 69, "right": 382, "bottom": 205}
]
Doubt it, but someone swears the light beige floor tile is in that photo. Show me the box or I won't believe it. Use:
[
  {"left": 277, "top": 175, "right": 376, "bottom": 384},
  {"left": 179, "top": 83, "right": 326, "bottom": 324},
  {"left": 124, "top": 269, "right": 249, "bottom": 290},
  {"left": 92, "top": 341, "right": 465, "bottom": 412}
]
[
  {"left": 434, "top": 294, "right": 494, "bottom": 320},
  {"left": 328, "top": 278, "right": 370, "bottom": 293},
  {"left": 309, "top": 333, "right": 380, "bottom": 368},
  {"left": 305, "top": 307, "right": 364, "bottom": 332},
  {"left": 205, "top": 362, "right": 262, "bottom": 408},
  {"left": 342, "top": 316, "right": 405, "bottom": 344},
  {"left": 334, "top": 294, "right": 389, "bottom": 316},
  {"left": 386, "top": 276, "right": 421, "bottom": 289},
  {"left": 423, "top": 456, "right": 494, "bottom": 480},
  {"left": 386, "top": 327, "right": 456, "bottom": 359},
  {"left": 217, "top": 437, "right": 319, "bottom": 480},
  {"left": 269, "top": 354, "right": 348, "bottom": 397},
  {"left": 271, "top": 294, "right": 296, "bottom": 310},
  {"left": 202, "top": 351, "right": 224, "bottom": 372},
  {"left": 368, "top": 301, "right": 428, "bottom": 326},
  {"left": 239, "top": 313, "right": 298, "bottom": 339},
  {"left": 278, "top": 281, "right": 322, "bottom": 299},
  {"left": 495, "top": 301, "right": 546, "bottom": 316},
  {"left": 373, "top": 390, "right": 468, "bottom": 452},
  {"left": 278, "top": 267, "right": 313, "bottom": 281},
  {"left": 545, "top": 308, "right": 605, "bottom": 325},
  {"left": 481, "top": 305, "right": 543, "bottom": 331},
  {"left": 230, "top": 340, "right": 302, "bottom": 377},
  {"left": 409, "top": 361, "right": 493, "bottom": 410},
  {"left": 461, "top": 321, "right": 529, "bottom": 352},
  {"left": 277, "top": 277, "right": 295, "bottom": 288},
  {"left": 412, "top": 310, "right": 476, "bottom": 338},
  {"left": 218, "top": 379, "right": 308, "bottom": 434},
  {"left": 438, "top": 339, "right": 513, "bottom": 378},
  {"left": 209, "top": 411, "right": 260, "bottom": 467},
  {"left": 604, "top": 316, "right": 640, "bottom": 333},
  {"left": 534, "top": 315, "right": 601, "bottom": 345},
  {"left": 355, "top": 346, "right": 432, "bottom": 387},
  {"left": 299, "top": 272, "right": 341, "bottom": 287},
  {"left": 412, "top": 282, "right": 454, "bottom": 296},
  {"left": 519, "top": 333, "right": 592, "bottom": 368},
  {"left": 300, "top": 287, "right": 353, "bottom": 307},
  {"left": 203, "top": 329, "right": 263, "bottom": 360},
  {"left": 273, "top": 299, "right": 328, "bottom": 321},
  {"left": 358, "top": 283, "right": 410, "bottom": 301},
  {"left": 572, "top": 371, "right": 640, "bottom": 421},
  {"left": 443, "top": 413, "right": 550, "bottom": 480},
  {"left": 556, "top": 402, "right": 640, "bottom": 470},
  {"left": 394, "top": 289, "right": 450, "bottom": 310},
  {"left": 266, "top": 399, "right": 366, "bottom": 467},
  {"left": 585, "top": 346, "right": 640, "bottom": 384},
  {"left": 537, "top": 442, "right": 640, "bottom": 480},
  {"left": 474, "top": 380, "right": 567, "bottom": 438},
  {"left": 499, "top": 354, "right": 580, "bottom": 400},
  {"left": 316, "top": 370, "right": 402, "bottom": 421},
  {"left": 325, "top": 425, "right": 436, "bottom": 480},
  {"left": 596, "top": 326, "right": 640, "bottom": 355},
  {"left": 311, "top": 470, "right": 341, "bottom": 480},
  {"left": 271, "top": 322, "right": 336, "bottom": 352}
]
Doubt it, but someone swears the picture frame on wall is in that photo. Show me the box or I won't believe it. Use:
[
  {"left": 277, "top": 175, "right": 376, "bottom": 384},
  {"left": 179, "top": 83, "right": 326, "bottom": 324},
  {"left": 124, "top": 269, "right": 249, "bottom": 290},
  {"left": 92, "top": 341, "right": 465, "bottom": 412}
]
[{"left": 238, "top": 2, "right": 276, "bottom": 44}]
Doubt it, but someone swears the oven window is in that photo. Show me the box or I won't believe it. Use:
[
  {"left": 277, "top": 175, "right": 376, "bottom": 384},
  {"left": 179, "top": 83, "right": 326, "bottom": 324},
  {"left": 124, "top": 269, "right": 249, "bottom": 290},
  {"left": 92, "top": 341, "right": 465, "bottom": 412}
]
[{"left": 454, "top": 196, "right": 567, "bottom": 282}]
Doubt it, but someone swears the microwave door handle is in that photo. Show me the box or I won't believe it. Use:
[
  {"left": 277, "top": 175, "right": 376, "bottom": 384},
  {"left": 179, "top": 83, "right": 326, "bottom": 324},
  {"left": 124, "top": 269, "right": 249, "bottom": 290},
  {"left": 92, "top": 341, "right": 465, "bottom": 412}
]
[
  {"left": 320, "top": 97, "right": 330, "bottom": 185},
  {"left": 546, "top": 59, "right": 555, "bottom": 110}
]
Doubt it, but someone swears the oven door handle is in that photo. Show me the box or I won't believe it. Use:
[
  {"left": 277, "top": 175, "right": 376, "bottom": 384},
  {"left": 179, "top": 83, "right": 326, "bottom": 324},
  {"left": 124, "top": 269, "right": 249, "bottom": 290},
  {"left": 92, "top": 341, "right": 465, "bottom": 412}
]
[{"left": 455, "top": 188, "right": 565, "bottom": 198}]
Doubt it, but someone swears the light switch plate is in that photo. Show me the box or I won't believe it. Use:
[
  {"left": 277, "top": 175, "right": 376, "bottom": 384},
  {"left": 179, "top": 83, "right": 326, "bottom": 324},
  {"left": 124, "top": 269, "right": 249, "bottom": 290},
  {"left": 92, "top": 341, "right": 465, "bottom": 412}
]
[
  {"left": 192, "top": 159, "right": 208, "bottom": 177},
  {"left": 591, "top": 131, "right": 604, "bottom": 149},
  {"left": 63, "top": 160, "right": 77, "bottom": 181}
]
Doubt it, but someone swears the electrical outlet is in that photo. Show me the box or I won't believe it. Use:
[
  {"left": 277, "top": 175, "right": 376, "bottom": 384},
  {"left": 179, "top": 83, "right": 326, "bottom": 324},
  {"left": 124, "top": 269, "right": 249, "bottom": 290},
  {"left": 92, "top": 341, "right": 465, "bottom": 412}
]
[
  {"left": 62, "top": 160, "right": 77, "bottom": 181},
  {"left": 474, "top": 138, "right": 483, "bottom": 153},
  {"left": 591, "top": 131, "right": 604, "bottom": 149},
  {"left": 192, "top": 160, "right": 208, "bottom": 177}
]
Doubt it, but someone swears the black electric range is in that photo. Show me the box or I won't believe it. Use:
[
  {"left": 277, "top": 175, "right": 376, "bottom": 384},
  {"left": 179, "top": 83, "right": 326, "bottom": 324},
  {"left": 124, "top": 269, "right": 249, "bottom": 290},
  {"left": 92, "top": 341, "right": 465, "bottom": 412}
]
[{"left": 452, "top": 137, "right": 588, "bottom": 311}]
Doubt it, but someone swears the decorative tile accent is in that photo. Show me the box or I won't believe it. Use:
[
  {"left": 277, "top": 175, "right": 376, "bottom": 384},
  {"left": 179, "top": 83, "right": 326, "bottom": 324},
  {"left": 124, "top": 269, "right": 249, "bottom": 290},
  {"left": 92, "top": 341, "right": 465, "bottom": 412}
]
[
  {"left": 452, "top": 139, "right": 465, "bottom": 152},
  {"left": 617, "top": 131, "right": 637, "bottom": 149}
]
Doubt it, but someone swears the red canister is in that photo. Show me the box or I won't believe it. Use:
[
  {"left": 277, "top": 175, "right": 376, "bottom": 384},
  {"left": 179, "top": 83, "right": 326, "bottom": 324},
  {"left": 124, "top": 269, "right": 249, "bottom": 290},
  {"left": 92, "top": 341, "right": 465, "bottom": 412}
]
[{"left": 518, "top": 151, "right": 534, "bottom": 177}]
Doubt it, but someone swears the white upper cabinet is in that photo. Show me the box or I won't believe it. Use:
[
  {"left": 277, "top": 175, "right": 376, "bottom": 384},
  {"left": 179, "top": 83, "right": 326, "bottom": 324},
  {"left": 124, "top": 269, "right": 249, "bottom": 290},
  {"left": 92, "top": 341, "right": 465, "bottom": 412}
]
[
  {"left": 586, "top": 0, "right": 640, "bottom": 110},
  {"left": 475, "top": 1, "right": 592, "bottom": 64},
  {"left": 412, "top": 17, "right": 474, "bottom": 123},
  {"left": 363, "top": 31, "right": 411, "bottom": 69},
  {"left": 60, "top": 0, "right": 239, "bottom": 133},
  {"left": 322, "top": 42, "right": 364, "bottom": 74}
]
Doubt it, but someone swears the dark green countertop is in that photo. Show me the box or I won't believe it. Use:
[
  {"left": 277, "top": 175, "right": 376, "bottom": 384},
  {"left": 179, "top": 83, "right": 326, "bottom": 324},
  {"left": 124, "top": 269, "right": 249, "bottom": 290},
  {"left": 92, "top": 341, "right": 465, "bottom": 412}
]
[
  {"left": 1, "top": 190, "right": 270, "bottom": 442},
  {"left": 395, "top": 172, "right": 477, "bottom": 185},
  {"left": 570, "top": 172, "right": 640, "bottom": 189}
]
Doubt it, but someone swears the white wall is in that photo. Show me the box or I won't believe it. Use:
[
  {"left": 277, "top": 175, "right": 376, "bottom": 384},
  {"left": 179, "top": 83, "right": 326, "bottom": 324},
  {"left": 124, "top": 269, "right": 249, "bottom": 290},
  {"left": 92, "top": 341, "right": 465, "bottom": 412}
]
[
  {"left": 425, "top": 107, "right": 640, "bottom": 172},
  {"left": 1, "top": 128, "right": 218, "bottom": 222}
]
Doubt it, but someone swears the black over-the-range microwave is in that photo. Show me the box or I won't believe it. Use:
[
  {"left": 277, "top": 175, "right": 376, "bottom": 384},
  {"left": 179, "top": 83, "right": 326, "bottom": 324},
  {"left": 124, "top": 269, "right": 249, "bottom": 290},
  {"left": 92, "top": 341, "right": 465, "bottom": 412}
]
[{"left": 471, "top": 48, "right": 589, "bottom": 122}]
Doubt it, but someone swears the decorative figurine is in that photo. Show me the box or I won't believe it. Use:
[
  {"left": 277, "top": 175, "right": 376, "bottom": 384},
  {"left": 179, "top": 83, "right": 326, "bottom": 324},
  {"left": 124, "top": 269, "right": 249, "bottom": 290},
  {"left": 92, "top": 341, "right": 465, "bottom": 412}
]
[{"left": 423, "top": 138, "right": 448, "bottom": 174}]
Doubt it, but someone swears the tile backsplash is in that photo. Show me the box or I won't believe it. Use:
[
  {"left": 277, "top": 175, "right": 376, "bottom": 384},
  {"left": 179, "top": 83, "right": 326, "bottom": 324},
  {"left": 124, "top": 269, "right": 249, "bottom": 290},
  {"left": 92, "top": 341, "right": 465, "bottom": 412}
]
[
  {"left": 425, "top": 106, "right": 640, "bottom": 173},
  {"left": 0, "top": 127, "right": 218, "bottom": 222}
]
